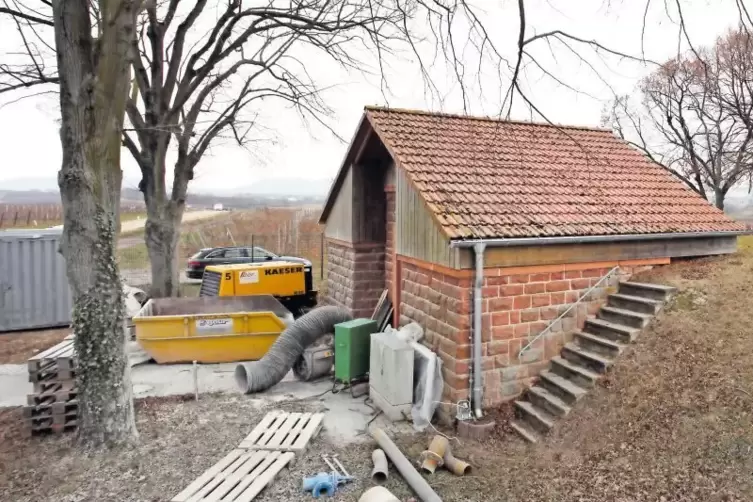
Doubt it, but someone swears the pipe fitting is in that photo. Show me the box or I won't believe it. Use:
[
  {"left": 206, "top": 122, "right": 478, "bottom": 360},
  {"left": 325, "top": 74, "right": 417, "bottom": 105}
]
[
  {"left": 419, "top": 435, "right": 473, "bottom": 476},
  {"left": 371, "top": 448, "right": 388, "bottom": 484},
  {"left": 419, "top": 435, "right": 448, "bottom": 474},
  {"left": 443, "top": 448, "right": 472, "bottom": 476}
]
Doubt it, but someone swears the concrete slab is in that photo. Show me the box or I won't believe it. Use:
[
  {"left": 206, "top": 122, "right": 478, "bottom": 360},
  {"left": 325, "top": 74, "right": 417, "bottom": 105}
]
[
  {"left": 0, "top": 365, "right": 29, "bottom": 407},
  {"left": 0, "top": 357, "right": 414, "bottom": 445},
  {"left": 131, "top": 362, "right": 238, "bottom": 397}
]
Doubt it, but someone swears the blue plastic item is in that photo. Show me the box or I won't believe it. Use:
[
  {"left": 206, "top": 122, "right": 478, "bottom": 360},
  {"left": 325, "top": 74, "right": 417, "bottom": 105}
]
[{"left": 302, "top": 472, "right": 353, "bottom": 498}]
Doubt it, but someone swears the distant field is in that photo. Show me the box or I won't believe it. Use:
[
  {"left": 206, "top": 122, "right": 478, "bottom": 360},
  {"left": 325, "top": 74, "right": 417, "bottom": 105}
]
[
  {"left": 0, "top": 203, "right": 145, "bottom": 229},
  {"left": 118, "top": 207, "right": 326, "bottom": 290}
]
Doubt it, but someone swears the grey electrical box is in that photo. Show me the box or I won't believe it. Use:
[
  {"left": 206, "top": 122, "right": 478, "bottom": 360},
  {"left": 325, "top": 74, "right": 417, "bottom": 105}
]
[{"left": 369, "top": 332, "right": 414, "bottom": 421}]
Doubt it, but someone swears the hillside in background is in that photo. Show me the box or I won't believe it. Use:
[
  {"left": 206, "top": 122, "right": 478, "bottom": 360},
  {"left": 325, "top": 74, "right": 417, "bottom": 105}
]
[
  {"left": 725, "top": 194, "right": 753, "bottom": 221},
  {"left": 1, "top": 175, "right": 329, "bottom": 208}
]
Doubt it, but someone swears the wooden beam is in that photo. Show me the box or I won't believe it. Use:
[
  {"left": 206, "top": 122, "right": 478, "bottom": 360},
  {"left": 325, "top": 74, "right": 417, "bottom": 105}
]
[{"left": 457, "top": 236, "right": 737, "bottom": 269}]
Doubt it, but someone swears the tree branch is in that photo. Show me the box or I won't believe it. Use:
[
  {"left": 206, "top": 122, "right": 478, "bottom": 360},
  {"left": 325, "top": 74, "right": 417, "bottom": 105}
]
[{"left": 0, "top": 5, "right": 53, "bottom": 26}]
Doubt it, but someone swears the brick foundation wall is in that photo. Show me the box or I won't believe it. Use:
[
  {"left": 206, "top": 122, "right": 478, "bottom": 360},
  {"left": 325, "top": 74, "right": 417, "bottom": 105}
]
[
  {"left": 398, "top": 261, "right": 472, "bottom": 413},
  {"left": 325, "top": 239, "right": 386, "bottom": 319},
  {"left": 478, "top": 266, "right": 623, "bottom": 405},
  {"left": 397, "top": 256, "right": 663, "bottom": 415}
]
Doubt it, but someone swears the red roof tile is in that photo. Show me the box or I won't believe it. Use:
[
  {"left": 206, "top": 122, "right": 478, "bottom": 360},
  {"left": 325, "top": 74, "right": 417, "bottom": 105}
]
[{"left": 363, "top": 107, "right": 744, "bottom": 239}]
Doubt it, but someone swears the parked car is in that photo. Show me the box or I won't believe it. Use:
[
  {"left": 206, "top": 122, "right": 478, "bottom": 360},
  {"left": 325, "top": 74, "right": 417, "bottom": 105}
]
[{"left": 185, "top": 246, "right": 311, "bottom": 279}]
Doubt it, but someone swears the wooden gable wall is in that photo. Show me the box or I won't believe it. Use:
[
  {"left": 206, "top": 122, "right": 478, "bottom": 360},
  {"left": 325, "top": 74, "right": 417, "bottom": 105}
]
[{"left": 395, "top": 167, "right": 459, "bottom": 268}]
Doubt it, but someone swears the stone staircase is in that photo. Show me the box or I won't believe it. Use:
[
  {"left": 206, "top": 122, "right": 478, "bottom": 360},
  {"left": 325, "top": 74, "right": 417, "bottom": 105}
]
[{"left": 510, "top": 281, "right": 676, "bottom": 443}]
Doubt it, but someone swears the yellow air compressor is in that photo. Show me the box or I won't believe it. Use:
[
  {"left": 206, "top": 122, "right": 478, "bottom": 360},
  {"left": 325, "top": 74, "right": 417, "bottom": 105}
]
[{"left": 199, "top": 260, "right": 318, "bottom": 315}]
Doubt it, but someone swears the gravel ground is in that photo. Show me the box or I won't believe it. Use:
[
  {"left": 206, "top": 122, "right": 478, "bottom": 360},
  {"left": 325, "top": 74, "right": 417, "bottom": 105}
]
[
  {"left": 3, "top": 238, "right": 753, "bottom": 501},
  {"left": 0, "top": 392, "right": 429, "bottom": 502},
  {"left": 0, "top": 328, "right": 71, "bottom": 364}
]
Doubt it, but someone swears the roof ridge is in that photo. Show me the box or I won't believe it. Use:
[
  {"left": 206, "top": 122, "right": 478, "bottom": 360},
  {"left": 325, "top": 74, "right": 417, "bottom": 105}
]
[{"left": 363, "top": 105, "right": 612, "bottom": 133}]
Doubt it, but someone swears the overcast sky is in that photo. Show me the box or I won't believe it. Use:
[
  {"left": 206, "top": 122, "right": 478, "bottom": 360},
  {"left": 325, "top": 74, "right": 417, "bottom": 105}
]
[{"left": 0, "top": 0, "right": 744, "bottom": 194}]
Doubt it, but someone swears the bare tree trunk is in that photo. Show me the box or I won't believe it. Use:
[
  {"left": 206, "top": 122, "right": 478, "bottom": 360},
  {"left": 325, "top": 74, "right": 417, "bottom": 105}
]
[
  {"left": 53, "top": 0, "right": 138, "bottom": 445},
  {"left": 145, "top": 202, "right": 184, "bottom": 297},
  {"left": 715, "top": 188, "right": 726, "bottom": 210}
]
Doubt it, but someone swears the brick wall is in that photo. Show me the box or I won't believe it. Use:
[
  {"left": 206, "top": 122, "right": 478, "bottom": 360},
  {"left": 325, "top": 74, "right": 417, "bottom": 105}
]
[
  {"left": 398, "top": 261, "right": 473, "bottom": 414},
  {"left": 478, "top": 266, "right": 623, "bottom": 405},
  {"left": 325, "top": 239, "right": 386, "bottom": 319},
  {"left": 397, "top": 256, "right": 660, "bottom": 414}
]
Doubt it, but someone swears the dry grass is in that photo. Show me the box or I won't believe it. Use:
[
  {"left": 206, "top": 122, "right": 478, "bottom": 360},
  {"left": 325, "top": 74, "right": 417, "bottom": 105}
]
[
  {"left": 3, "top": 238, "right": 753, "bottom": 501},
  {"left": 407, "top": 235, "right": 753, "bottom": 501},
  {"left": 0, "top": 328, "right": 71, "bottom": 364},
  {"left": 0, "top": 395, "right": 270, "bottom": 502}
]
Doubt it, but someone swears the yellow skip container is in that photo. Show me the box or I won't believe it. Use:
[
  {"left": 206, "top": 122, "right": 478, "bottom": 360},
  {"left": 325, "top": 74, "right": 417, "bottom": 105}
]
[{"left": 133, "top": 295, "right": 294, "bottom": 364}]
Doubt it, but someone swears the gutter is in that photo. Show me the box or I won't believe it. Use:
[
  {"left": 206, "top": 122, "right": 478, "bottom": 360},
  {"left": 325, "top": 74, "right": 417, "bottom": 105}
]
[
  {"left": 471, "top": 242, "right": 485, "bottom": 419},
  {"left": 449, "top": 231, "right": 744, "bottom": 249}
]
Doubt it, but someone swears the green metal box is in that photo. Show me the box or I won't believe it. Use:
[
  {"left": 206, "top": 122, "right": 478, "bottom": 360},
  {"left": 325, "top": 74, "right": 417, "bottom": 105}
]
[{"left": 334, "top": 318, "right": 377, "bottom": 382}]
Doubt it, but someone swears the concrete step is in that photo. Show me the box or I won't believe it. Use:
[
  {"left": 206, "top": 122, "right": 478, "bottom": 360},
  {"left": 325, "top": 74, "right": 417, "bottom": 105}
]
[
  {"left": 510, "top": 419, "right": 540, "bottom": 444},
  {"left": 562, "top": 342, "right": 614, "bottom": 374},
  {"left": 550, "top": 356, "right": 601, "bottom": 388},
  {"left": 539, "top": 369, "right": 588, "bottom": 405},
  {"left": 584, "top": 317, "right": 639, "bottom": 344},
  {"left": 597, "top": 305, "right": 653, "bottom": 329},
  {"left": 619, "top": 281, "right": 677, "bottom": 302},
  {"left": 514, "top": 400, "right": 555, "bottom": 434},
  {"left": 608, "top": 293, "right": 662, "bottom": 315},
  {"left": 527, "top": 385, "right": 572, "bottom": 417},
  {"left": 574, "top": 331, "right": 625, "bottom": 357}
]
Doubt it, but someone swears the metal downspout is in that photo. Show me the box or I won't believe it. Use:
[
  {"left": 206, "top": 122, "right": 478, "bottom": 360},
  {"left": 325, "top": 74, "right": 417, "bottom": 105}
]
[{"left": 472, "top": 242, "right": 486, "bottom": 419}]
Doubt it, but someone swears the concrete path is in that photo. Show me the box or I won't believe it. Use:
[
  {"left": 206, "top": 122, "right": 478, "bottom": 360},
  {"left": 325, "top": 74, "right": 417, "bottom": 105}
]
[
  {"left": 0, "top": 365, "right": 29, "bottom": 408},
  {"left": 0, "top": 356, "right": 411, "bottom": 444}
]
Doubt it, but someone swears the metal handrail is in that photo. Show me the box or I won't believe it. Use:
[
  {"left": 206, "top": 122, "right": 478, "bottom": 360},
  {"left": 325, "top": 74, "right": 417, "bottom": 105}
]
[{"left": 518, "top": 266, "right": 620, "bottom": 359}]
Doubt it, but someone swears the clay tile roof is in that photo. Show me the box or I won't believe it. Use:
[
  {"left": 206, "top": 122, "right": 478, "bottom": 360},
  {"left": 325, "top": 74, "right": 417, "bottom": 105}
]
[{"left": 363, "top": 106, "right": 745, "bottom": 239}]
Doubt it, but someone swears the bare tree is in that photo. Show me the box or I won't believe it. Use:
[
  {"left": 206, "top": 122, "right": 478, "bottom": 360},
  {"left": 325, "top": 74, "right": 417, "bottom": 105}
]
[
  {"left": 6, "top": 0, "right": 747, "bottom": 296},
  {"left": 121, "top": 0, "right": 498, "bottom": 297},
  {"left": 0, "top": 0, "right": 139, "bottom": 444},
  {"left": 606, "top": 29, "right": 753, "bottom": 210},
  {"left": 2, "top": 0, "right": 516, "bottom": 297}
]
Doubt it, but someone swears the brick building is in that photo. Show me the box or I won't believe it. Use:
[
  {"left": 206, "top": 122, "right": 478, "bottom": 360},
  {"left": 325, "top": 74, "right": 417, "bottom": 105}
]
[{"left": 319, "top": 107, "right": 744, "bottom": 414}]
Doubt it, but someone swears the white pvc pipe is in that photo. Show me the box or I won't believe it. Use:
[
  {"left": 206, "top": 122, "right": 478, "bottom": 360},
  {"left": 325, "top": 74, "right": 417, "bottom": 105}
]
[
  {"left": 370, "top": 428, "right": 442, "bottom": 502},
  {"left": 359, "top": 486, "right": 400, "bottom": 502},
  {"left": 371, "top": 448, "right": 389, "bottom": 484}
]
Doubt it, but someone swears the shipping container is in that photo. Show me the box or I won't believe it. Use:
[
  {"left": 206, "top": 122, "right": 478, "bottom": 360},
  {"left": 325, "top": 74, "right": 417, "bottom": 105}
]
[{"left": 0, "top": 229, "right": 72, "bottom": 332}]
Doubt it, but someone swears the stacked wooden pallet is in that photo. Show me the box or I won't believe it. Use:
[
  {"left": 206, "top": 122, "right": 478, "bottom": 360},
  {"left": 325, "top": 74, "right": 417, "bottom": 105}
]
[{"left": 25, "top": 334, "right": 78, "bottom": 436}]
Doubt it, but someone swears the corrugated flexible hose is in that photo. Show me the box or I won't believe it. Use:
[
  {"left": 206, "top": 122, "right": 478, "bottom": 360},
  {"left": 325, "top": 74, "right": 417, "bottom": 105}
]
[{"left": 235, "top": 306, "right": 352, "bottom": 394}]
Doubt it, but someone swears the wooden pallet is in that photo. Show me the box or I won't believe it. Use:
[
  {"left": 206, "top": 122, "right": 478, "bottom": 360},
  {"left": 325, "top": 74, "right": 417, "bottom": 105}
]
[
  {"left": 32, "top": 379, "right": 76, "bottom": 394},
  {"left": 29, "top": 420, "right": 77, "bottom": 436},
  {"left": 27, "top": 408, "right": 78, "bottom": 436},
  {"left": 27, "top": 339, "right": 76, "bottom": 373},
  {"left": 238, "top": 412, "right": 324, "bottom": 453},
  {"left": 27, "top": 389, "right": 77, "bottom": 406},
  {"left": 29, "top": 368, "right": 75, "bottom": 383},
  {"left": 171, "top": 449, "right": 295, "bottom": 502},
  {"left": 23, "top": 400, "right": 78, "bottom": 418}
]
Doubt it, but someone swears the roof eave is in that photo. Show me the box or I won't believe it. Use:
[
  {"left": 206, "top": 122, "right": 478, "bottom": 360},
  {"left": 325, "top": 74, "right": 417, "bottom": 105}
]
[{"left": 318, "top": 113, "right": 373, "bottom": 224}]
